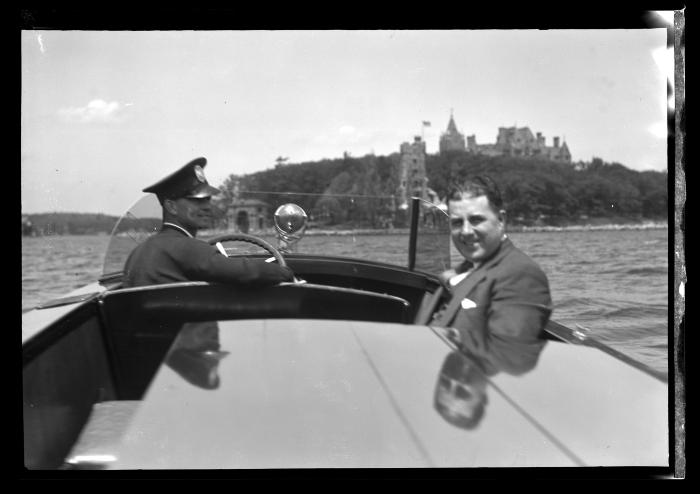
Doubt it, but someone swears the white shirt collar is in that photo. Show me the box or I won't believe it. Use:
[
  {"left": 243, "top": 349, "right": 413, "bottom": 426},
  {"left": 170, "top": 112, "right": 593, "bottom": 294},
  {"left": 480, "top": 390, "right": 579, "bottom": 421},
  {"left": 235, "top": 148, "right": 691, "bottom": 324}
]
[
  {"left": 449, "top": 262, "right": 480, "bottom": 286},
  {"left": 163, "top": 222, "right": 194, "bottom": 238}
]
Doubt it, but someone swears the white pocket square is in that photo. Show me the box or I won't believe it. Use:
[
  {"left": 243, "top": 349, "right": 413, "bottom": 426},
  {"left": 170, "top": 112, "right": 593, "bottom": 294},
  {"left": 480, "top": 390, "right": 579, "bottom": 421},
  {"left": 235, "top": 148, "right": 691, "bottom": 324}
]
[{"left": 460, "top": 298, "right": 477, "bottom": 310}]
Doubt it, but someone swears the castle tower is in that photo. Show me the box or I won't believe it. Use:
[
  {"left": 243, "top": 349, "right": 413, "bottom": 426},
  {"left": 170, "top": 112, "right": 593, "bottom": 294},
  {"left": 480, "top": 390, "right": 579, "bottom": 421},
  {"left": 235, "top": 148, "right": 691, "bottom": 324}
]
[
  {"left": 439, "top": 110, "right": 466, "bottom": 154},
  {"left": 397, "top": 136, "right": 429, "bottom": 208}
]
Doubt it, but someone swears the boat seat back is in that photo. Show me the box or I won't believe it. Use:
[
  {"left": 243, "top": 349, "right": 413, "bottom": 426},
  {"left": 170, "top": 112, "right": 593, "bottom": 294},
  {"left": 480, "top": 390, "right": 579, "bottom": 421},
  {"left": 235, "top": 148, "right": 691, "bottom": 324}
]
[
  {"left": 101, "top": 282, "right": 412, "bottom": 325},
  {"left": 97, "top": 282, "right": 413, "bottom": 399}
]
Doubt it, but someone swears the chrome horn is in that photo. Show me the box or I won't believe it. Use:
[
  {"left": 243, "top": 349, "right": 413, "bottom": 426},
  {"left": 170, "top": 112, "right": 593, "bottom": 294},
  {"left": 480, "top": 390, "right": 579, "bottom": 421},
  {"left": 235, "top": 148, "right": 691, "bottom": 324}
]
[{"left": 273, "top": 203, "right": 308, "bottom": 254}]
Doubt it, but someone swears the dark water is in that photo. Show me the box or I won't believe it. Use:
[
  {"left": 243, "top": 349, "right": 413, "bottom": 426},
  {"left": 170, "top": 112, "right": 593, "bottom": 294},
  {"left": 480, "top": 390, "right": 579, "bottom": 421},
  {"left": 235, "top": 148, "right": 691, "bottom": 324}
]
[
  {"left": 507, "top": 229, "right": 669, "bottom": 377},
  {"left": 22, "top": 228, "right": 669, "bottom": 375}
]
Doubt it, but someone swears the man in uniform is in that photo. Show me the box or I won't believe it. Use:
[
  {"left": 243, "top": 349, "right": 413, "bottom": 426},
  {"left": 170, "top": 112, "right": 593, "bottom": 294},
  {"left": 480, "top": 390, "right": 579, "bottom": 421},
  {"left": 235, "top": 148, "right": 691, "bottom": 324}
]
[
  {"left": 433, "top": 176, "right": 552, "bottom": 376},
  {"left": 122, "top": 157, "right": 294, "bottom": 288}
]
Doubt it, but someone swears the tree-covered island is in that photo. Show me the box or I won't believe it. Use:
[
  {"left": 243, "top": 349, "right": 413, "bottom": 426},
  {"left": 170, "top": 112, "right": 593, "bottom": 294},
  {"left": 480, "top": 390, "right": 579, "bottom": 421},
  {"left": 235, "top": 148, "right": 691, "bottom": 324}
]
[{"left": 22, "top": 151, "right": 667, "bottom": 236}]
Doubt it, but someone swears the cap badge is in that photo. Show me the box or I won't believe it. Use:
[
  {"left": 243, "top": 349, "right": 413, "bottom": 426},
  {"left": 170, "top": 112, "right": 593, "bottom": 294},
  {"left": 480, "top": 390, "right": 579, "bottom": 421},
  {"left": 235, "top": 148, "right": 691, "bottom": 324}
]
[{"left": 194, "top": 165, "right": 206, "bottom": 183}]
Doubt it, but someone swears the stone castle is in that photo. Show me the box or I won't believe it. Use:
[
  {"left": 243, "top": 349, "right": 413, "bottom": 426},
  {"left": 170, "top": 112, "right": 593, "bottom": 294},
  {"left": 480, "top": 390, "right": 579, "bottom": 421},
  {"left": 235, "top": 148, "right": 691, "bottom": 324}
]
[
  {"left": 228, "top": 112, "right": 573, "bottom": 232},
  {"left": 396, "top": 112, "right": 572, "bottom": 208},
  {"left": 439, "top": 112, "right": 572, "bottom": 163}
]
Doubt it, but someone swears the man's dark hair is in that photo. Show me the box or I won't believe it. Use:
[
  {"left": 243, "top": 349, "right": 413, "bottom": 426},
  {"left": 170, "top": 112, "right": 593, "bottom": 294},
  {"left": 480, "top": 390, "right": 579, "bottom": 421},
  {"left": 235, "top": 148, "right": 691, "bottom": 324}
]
[{"left": 447, "top": 175, "right": 504, "bottom": 212}]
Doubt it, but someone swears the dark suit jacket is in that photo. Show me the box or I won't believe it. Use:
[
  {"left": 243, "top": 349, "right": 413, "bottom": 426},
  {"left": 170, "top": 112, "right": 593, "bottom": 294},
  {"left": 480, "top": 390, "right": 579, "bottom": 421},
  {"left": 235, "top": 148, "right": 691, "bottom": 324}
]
[
  {"left": 434, "top": 238, "right": 552, "bottom": 376},
  {"left": 122, "top": 226, "right": 291, "bottom": 288}
]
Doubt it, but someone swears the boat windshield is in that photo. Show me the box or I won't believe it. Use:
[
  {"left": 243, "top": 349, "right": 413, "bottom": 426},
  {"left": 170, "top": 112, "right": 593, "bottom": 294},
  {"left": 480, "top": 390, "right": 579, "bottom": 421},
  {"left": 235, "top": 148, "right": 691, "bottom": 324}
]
[{"left": 101, "top": 192, "right": 451, "bottom": 280}]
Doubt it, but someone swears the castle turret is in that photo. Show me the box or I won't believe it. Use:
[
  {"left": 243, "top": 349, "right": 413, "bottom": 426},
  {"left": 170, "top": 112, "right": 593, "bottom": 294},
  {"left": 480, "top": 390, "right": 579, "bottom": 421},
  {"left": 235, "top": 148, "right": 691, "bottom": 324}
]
[
  {"left": 447, "top": 115, "right": 458, "bottom": 133},
  {"left": 439, "top": 111, "right": 466, "bottom": 154}
]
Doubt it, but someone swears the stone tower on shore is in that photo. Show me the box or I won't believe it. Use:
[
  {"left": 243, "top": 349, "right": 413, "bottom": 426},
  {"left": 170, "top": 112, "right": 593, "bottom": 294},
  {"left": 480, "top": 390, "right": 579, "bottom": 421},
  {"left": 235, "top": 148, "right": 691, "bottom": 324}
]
[{"left": 396, "top": 135, "right": 439, "bottom": 210}]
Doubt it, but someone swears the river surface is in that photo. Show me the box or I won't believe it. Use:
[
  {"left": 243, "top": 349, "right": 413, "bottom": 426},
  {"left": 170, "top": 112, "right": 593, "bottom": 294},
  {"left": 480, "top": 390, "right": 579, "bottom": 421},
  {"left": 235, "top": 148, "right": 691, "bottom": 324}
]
[{"left": 21, "top": 228, "right": 670, "bottom": 376}]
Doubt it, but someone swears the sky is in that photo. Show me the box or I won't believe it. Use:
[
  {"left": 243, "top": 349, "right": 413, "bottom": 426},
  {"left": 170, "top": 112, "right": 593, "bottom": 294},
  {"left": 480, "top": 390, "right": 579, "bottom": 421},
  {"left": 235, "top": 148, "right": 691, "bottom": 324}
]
[{"left": 21, "top": 24, "right": 674, "bottom": 216}]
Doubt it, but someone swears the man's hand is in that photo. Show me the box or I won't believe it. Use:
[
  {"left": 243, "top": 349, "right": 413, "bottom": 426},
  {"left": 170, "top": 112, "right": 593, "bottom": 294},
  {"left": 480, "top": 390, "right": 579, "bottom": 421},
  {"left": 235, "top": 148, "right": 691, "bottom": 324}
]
[{"left": 279, "top": 266, "right": 295, "bottom": 282}]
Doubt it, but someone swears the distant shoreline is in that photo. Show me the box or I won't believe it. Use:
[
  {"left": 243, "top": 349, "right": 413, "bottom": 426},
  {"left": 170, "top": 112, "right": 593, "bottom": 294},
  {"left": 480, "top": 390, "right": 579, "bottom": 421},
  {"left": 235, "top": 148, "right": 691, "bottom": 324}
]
[
  {"left": 296, "top": 221, "right": 669, "bottom": 235},
  {"left": 251, "top": 221, "right": 669, "bottom": 236},
  {"left": 509, "top": 221, "right": 668, "bottom": 233},
  {"left": 23, "top": 221, "right": 668, "bottom": 238}
]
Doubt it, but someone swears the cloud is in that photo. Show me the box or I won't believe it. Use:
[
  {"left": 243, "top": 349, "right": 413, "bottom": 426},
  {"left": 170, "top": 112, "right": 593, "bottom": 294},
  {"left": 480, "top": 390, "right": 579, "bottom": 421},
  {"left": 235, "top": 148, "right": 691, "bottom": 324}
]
[
  {"left": 311, "top": 126, "right": 407, "bottom": 153},
  {"left": 313, "top": 125, "right": 369, "bottom": 147},
  {"left": 58, "top": 99, "right": 130, "bottom": 124}
]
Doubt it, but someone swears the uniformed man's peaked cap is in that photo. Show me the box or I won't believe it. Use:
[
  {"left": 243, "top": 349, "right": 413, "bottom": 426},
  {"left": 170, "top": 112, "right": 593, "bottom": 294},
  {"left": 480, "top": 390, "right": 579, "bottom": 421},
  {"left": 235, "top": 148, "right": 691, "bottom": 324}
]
[{"left": 143, "top": 157, "right": 221, "bottom": 200}]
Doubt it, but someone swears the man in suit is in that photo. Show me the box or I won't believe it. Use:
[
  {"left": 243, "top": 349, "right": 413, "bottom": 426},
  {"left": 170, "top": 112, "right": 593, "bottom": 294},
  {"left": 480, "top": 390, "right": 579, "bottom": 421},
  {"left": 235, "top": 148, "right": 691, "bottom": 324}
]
[
  {"left": 122, "top": 157, "right": 294, "bottom": 288},
  {"left": 433, "top": 176, "right": 552, "bottom": 376}
]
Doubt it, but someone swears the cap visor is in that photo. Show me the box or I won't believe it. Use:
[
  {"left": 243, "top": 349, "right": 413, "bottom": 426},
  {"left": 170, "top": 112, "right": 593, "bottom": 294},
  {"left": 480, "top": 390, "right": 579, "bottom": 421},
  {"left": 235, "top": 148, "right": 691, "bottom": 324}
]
[{"left": 185, "top": 183, "right": 222, "bottom": 198}]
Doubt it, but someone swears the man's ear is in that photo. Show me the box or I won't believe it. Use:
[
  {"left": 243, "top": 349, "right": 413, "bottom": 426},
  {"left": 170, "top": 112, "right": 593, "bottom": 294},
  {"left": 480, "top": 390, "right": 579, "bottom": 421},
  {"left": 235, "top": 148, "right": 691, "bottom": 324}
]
[
  {"left": 498, "top": 209, "right": 507, "bottom": 224},
  {"left": 163, "top": 198, "right": 178, "bottom": 215}
]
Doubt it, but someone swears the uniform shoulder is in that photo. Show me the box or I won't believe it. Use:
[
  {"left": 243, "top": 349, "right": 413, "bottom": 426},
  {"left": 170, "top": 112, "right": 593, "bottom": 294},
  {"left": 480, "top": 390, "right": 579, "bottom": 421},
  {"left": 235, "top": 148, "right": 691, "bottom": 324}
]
[{"left": 136, "top": 230, "right": 211, "bottom": 254}]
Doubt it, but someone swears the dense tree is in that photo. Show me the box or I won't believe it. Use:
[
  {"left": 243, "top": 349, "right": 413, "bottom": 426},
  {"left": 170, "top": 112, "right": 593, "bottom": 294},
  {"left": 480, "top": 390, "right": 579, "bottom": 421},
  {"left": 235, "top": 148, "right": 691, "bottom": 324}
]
[
  {"left": 23, "top": 152, "right": 667, "bottom": 235},
  {"left": 423, "top": 152, "right": 665, "bottom": 224},
  {"left": 219, "top": 151, "right": 667, "bottom": 227}
]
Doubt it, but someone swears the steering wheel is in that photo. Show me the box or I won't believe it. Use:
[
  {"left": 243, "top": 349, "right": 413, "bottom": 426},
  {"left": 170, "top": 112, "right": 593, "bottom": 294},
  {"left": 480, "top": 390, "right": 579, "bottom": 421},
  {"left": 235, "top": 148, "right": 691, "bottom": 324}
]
[{"left": 207, "top": 233, "right": 287, "bottom": 268}]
